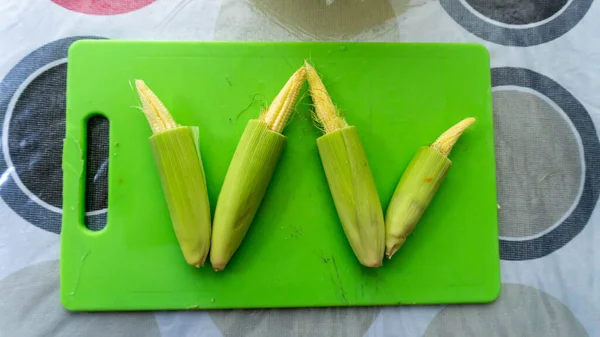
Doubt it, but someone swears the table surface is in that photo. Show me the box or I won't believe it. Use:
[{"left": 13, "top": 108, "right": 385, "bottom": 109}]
[{"left": 0, "top": 1, "right": 598, "bottom": 336}]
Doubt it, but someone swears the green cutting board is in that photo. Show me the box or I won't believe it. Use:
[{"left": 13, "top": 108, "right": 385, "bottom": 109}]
[{"left": 61, "top": 41, "right": 499, "bottom": 311}]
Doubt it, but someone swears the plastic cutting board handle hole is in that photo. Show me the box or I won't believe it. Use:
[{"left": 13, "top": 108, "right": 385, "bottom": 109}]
[{"left": 84, "top": 114, "right": 109, "bottom": 231}]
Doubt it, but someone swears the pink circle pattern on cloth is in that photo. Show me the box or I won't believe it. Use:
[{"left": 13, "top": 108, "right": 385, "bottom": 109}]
[{"left": 52, "top": 0, "right": 155, "bottom": 15}]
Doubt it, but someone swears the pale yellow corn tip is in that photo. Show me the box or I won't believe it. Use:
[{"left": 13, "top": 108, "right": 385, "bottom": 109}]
[
  {"left": 304, "top": 61, "right": 348, "bottom": 134},
  {"left": 135, "top": 80, "right": 178, "bottom": 134},
  {"left": 259, "top": 67, "right": 307, "bottom": 133},
  {"left": 430, "top": 117, "right": 476, "bottom": 157}
]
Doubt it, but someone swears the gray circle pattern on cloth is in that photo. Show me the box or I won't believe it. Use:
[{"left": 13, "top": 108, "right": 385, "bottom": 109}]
[
  {"left": 440, "top": 0, "right": 593, "bottom": 46},
  {"left": 0, "top": 260, "right": 160, "bottom": 337},
  {"left": 9, "top": 63, "right": 67, "bottom": 209},
  {"left": 250, "top": 0, "right": 398, "bottom": 40},
  {"left": 466, "top": 0, "right": 569, "bottom": 25},
  {"left": 493, "top": 90, "right": 582, "bottom": 238},
  {"left": 423, "top": 283, "right": 589, "bottom": 337},
  {"left": 493, "top": 68, "right": 600, "bottom": 261},
  {"left": 210, "top": 307, "right": 379, "bottom": 337},
  {"left": 0, "top": 36, "right": 107, "bottom": 234},
  {"left": 214, "top": 0, "right": 405, "bottom": 41}
]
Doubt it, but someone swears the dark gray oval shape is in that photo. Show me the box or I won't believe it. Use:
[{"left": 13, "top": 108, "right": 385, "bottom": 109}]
[
  {"left": 0, "top": 260, "right": 161, "bottom": 337},
  {"left": 9, "top": 63, "right": 67, "bottom": 209},
  {"left": 0, "top": 36, "right": 106, "bottom": 234},
  {"left": 424, "top": 283, "right": 588, "bottom": 337},
  {"left": 466, "top": 0, "right": 569, "bottom": 25},
  {"left": 85, "top": 115, "right": 109, "bottom": 231},
  {"left": 440, "top": 0, "right": 593, "bottom": 46}
]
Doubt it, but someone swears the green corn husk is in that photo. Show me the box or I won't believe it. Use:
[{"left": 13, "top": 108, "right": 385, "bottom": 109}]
[
  {"left": 210, "top": 120, "right": 285, "bottom": 271},
  {"left": 385, "top": 147, "right": 451, "bottom": 258},
  {"left": 317, "top": 126, "right": 385, "bottom": 267},
  {"left": 136, "top": 80, "right": 211, "bottom": 267},
  {"left": 210, "top": 66, "right": 306, "bottom": 271},
  {"left": 385, "top": 118, "right": 476, "bottom": 259},
  {"left": 305, "top": 61, "right": 385, "bottom": 268},
  {"left": 150, "top": 127, "right": 212, "bottom": 267}
]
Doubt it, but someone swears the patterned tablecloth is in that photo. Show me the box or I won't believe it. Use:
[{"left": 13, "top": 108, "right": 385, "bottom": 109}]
[{"left": 0, "top": 1, "right": 599, "bottom": 336}]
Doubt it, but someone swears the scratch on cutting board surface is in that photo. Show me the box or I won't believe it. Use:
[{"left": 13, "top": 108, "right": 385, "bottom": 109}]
[
  {"left": 62, "top": 136, "right": 84, "bottom": 177},
  {"left": 130, "top": 289, "right": 179, "bottom": 294},
  {"left": 330, "top": 256, "right": 348, "bottom": 303},
  {"left": 317, "top": 250, "right": 345, "bottom": 301},
  {"left": 316, "top": 249, "right": 348, "bottom": 302},
  {"left": 69, "top": 251, "right": 90, "bottom": 297}
]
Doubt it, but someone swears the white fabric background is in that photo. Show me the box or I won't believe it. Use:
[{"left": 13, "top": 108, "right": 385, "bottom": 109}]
[{"left": 0, "top": 0, "right": 599, "bottom": 336}]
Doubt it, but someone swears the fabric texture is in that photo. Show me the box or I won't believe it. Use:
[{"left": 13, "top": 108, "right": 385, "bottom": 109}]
[{"left": 0, "top": 0, "right": 599, "bottom": 336}]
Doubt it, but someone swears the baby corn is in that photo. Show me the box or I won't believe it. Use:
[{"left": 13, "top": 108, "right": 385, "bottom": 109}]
[
  {"left": 210, "top": 66, "right": 307, "bottom": 271},
  {"left": 135, "top": 80, "right": 212, "bottom": 267},
  {"left": 305, "top": 62, "right": 385, "bottom": 268},
  {"left": 385, "top": 117, "right": 476, "bottom": 259}
]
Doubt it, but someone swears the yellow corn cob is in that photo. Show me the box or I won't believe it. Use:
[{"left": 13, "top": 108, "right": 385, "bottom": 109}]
[
  {"left": 305, "top": 62, "right": 385, "bottom": 268},
  {"left": 135, "top": 80, "right": 212, "bottom": 267},
  {"left": 210, "top": 66, "right": 306, "bottom": 271},
  {"left": 385, "top": 117, "right": 476, "bottom": 259}
]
